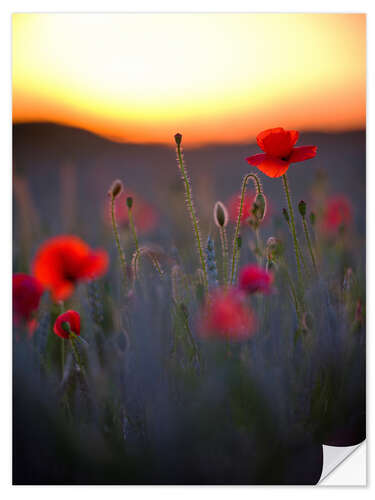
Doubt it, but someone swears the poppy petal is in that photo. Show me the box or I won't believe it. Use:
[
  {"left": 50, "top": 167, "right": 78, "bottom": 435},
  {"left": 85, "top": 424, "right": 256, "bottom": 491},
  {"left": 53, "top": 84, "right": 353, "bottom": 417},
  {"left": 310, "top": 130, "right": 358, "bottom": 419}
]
[
  {"left": 255, "top": 157, "right": 290, "bottom": 178},
  {"left": 80, "top": 250, "right": 109, "bottom": 279},
  {"left": 289, "top": 146, "right": 317, "bottom": 163},
  {"left": 246, "top": 153, "right": 268, "bottom": 166},
  {"left": 54, "top": 310, "right": 81, "bottom": 338},
  {"left": 52, "top": 281, "right": 75, "bottom": 302},
  {"left": 66, "top": 310, "right": 81, "bottom": 334},
  {"left": 288, "top": 130, "right": 299, "bottom": 147},
  {"left": 256, "top": 128, "right": 295, "bottom": 158}
]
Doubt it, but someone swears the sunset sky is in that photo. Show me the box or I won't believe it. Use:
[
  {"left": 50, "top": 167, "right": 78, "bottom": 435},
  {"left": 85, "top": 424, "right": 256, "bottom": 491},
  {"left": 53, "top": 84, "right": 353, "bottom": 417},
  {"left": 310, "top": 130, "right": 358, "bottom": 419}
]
[{"left": 12, "top": 13, "right": 366, "bottom": 146}]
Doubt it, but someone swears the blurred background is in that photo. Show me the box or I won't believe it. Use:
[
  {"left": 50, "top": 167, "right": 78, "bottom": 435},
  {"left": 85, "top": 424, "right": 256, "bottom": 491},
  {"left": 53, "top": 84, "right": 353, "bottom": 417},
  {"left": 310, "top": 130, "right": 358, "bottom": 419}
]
[
  {"left": 12, "top": 13, "right": 366, "bottom": 485},
  {"left": 12, "top": 14, "right": 366, "bottom": 257}
]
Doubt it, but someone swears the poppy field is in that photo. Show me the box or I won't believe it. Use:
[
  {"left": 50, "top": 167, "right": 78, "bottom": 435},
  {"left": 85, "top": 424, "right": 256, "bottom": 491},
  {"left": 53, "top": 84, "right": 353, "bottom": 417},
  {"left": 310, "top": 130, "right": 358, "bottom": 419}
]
[{"left": 13, "top": 125, "right": 366, "bottom": 485}]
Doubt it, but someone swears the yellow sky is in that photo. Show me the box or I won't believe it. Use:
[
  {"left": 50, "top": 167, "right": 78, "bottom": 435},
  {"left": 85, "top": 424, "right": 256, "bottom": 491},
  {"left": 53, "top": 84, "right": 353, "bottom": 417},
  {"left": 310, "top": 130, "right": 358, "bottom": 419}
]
[{"left": 12, "top": 13, "right": 366, "bottom": 145}]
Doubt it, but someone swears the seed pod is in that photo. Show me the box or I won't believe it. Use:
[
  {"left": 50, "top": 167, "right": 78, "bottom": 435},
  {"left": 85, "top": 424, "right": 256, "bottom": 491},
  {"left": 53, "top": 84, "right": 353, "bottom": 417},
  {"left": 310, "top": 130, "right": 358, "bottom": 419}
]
[
  {"left": 214, "top": 201, "right": 228, "bottom": 228},
  {"left": 126, "top": 196, "right": 133, "bottom": 209},
  {"left": 298, "top": 200, "right": 307, "bottom": 217},
  {"left": 254, "top": 192, "right": 267, "bottom": 221}
]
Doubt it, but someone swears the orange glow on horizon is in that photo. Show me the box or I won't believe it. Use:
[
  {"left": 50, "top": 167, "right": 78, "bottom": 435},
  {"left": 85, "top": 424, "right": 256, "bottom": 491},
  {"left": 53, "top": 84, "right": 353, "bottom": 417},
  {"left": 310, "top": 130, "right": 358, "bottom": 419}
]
[{"left": 12, "top": 14, "right": 366, "bottom": 146}]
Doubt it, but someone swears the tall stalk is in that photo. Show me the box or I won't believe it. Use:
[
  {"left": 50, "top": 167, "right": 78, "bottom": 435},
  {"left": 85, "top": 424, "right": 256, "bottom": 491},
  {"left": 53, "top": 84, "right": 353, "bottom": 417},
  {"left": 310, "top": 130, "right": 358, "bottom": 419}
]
[
  {"left": 109, "top": 184, "right": 128, "bottom": 289},
  {"left": 281, "top": 174, "right": 302, "bottom": 284},
  {"left": 174, "top": 134, "right": 208, "bottom": 292},
  {"left": 303, "top": 216, "right": 318, "bottom": 274},
  {"left": 230, "top": 173, "right": 262, "bottom": 284}
]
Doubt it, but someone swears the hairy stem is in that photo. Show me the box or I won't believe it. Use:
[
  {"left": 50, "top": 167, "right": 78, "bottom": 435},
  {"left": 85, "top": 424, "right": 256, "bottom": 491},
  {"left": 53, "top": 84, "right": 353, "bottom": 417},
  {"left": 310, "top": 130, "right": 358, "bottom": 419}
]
[
  {"left": 176, "top": 143, "right": 208, "bottom": 292},
  {"left": 219, "top": 226, "right": 229, "bottom": 286},
  {"left": 231, "top": 173, "right": 262, "bottom": 284},
  {"left": 281, "top": 174, "right": 302, "bottom": 284},
  {"left": 110, "top": 194, "right": 128, "bottom": 289},
  {"left": 128, "top": 207, "right": 139, "bottom": 253},
  {"left": 302, "top": 216, "right": 318, "bottom": 274}
]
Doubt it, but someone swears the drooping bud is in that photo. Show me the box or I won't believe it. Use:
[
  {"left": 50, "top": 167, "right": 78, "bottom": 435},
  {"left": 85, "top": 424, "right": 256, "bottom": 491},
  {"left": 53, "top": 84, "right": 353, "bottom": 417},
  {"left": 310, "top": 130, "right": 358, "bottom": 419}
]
[
  {"left": 253, "top": 192, "right": 267, "bottom": 221},
  {"left": 126, "top": 196, "right": 133, "bottom": 209},
  {"left": 298, "top": 200, "right": 307, "bottom": 217},
  {"left": 108, "top": 179, "right": 123, "bottom": 199},
  {"left": 282, "top": 208, "right": 290, "bottom": 224},
  {"left": 214, "top": 201, "right": 228, "bottom": 228},
  {"left": 309, "top": 212, "right": 316, "bottom": 225},
  {"left": 174, "top": 133, "right": 182, "bottom": 147}
]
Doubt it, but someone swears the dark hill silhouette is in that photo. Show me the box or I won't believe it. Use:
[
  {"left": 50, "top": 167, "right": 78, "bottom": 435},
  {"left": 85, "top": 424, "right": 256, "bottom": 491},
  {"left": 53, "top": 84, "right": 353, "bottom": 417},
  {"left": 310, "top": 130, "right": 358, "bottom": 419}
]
[{"left": 12, "top": 121, "right": 365, "bottom": 240}]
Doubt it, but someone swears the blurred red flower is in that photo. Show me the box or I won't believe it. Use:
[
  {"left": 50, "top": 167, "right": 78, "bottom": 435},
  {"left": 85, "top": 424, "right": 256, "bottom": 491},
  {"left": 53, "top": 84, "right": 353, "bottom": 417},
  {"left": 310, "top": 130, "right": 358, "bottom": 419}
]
[
  {"left": 226, "top": 193, "right": 272, "bottom": 225},
  {"left": 54, "top": 310, "right": 81, "bottom": 339},
  {"left": 13, "top": 273, "right": 44, "bottom": 334},
  {"left": 322, "top": 195, "right": 353, "bottom": 234},
  {"left": 198, "top": 288, "right": 256, "bottom": 341},
  {"left": 246, "top": 127, "right": 317, "bottom": 178},
  {"left": 239, "top": 265, "right": 273, "bottom": 295},
  {"left": 33, "top": 235, "right": 109, "bottom": 301},
  {"left": 106, "top": 190, "right": 159, "bottom": 234}
]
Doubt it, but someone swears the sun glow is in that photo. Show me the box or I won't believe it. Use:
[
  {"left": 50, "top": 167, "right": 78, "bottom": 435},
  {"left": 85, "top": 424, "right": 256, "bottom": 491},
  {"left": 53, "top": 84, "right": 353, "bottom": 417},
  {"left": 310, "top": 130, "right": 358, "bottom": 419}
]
[{"left": 13, "top": 13, "right": 365, "bottom": 145}]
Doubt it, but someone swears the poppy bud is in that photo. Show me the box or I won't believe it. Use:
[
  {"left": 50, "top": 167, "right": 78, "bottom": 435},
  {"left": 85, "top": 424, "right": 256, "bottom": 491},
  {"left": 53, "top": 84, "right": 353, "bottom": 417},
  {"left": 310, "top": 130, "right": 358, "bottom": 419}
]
[
  {"left": 126, "top": 196, "right": 133, "bottom": 209},
  {"left": 282, "top": 208, "right": 290, "bottom": 223},
  {"left": 298, "top": 200, "right": 306, "bottom": 217},
  {"left": 174, "top": 133, "right": 182, "bottom": 147},
  {"left": 310, "top": 212, "right": 316, "bottom": 225},
  {"left": 214, "top": 201, "right": 228, "bottom": 228},
  {"left": 108, "top": 179, "right": 123, "bottom": 199},
  {"left": 253, "top": 193, "right": 267, "bottom": 221}
]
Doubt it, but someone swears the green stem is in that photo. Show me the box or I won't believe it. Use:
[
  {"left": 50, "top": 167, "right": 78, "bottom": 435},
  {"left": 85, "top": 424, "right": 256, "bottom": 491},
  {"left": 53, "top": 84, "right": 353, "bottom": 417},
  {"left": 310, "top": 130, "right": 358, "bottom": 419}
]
[
  {"left": 61, "top": 340, "right": 65, "bottom": 380},
  {"left": 281, "top": 261, "right": 300, "bottom": 317},
  {"left": 110, "top": 194, "right": 128, "bottom": 289},
  {"left": 176, "top": 143, "right": 208, "bottom": 292},
  {"left": 281, "top": 174, "right": 302, "bottom": 284},
  {"left": 128, "top": 207, "right": 139, "bottom": 253},
  {"left": 219, "top": 226, "right": 229, "bottom": 286},
  {"left": 302, "top": 216, "right": 318, "bottom": 274},
  {"left": 231, "top": 173, "right": 262, "bottom": 284},
  {"left": 255, "top": 228, "right": 262, "bottom": 265},
  {"left": 298, "top": 244, "right": 310, "bottom": 279},
  {"left": 234, "top": 242, "right": 241, "bottom": 283},
  {"left": 70, "top": 335, "right": 86, "bottom": 377},
  {"left": 182, "top": 310, "right": 201, "bottom": 366}
]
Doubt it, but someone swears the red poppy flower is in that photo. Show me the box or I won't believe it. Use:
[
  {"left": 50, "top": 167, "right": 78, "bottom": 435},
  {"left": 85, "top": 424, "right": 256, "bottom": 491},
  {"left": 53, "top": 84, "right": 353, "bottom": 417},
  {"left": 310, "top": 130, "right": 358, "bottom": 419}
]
[
  {"left": 54, "top": 310, "right": 80, "bottom": 339},
  {"left": 246, "top": 128, "right": 317, "bottom": 178},
  {"left": 106, "top": 190, "right": 159, "bottom": 234},
  {"left": 198, "top": 288, "right": 256, "bottom": 341},
  {"left": 33, "top": 235, "right": 109, "bottom": 301},
  {"left": 239, "top": 265, "right": 273, "bottom": 295},
  {"left": 13, "top": 273, "right": 44, "bottom": 333},
  {"left": 322, "top": 195, "right": 352, "bottom": 234},
  {"left": 227, "top": 193, "right": 272, "bottom": 225}
]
